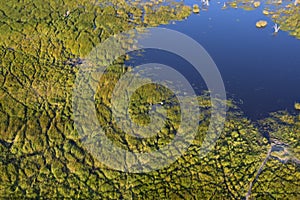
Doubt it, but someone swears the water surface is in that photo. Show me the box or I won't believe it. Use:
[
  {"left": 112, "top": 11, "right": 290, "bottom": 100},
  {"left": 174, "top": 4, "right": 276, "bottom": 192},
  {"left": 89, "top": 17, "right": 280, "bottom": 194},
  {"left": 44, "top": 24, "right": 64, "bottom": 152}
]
[
  {"left": 0, "top": 1, "right": 300, "bottom": 199},
  {"left": 129, "top": 0, "right": 300, "bottom": 119}
]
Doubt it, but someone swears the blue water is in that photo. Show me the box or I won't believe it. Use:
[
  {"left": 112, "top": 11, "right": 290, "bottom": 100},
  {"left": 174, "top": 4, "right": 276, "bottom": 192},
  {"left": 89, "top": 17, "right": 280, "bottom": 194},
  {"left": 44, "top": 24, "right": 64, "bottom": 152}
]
[{"left": 128, "top": 1, "right": 300, "bottom": 120}]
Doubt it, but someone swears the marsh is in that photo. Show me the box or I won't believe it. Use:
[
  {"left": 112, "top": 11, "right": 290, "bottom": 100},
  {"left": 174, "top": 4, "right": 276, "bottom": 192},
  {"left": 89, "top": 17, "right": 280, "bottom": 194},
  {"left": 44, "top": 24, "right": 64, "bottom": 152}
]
[{"left": 0, "top": 0, "right": 299, "bottom": 199}]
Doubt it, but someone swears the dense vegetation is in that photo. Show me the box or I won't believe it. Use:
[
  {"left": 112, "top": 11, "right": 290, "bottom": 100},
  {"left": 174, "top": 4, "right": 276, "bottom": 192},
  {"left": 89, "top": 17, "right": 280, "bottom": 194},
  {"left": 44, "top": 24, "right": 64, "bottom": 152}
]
[{"left": 0, "top": 0, "right": 299, "bottom": 199}]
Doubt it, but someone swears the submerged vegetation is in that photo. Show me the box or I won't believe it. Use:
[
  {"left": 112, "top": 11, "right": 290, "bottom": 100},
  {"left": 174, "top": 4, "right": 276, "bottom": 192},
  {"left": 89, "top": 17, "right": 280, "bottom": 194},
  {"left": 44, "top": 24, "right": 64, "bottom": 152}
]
[{"left": 0, "top": 0, "right": 299, "bottom": 199}]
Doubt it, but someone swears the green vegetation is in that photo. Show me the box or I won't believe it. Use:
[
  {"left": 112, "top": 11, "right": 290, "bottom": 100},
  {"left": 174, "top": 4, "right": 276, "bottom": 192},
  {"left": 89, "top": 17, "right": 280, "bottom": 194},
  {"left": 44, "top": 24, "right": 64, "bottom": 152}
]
[
  {"left": 295, "top": 102, "right": 300, "bottom": 110},
  {"left": 253, "top": 1, "right": 261, "bottom": 8},
  {"left": 270, "top": 4, "right": 300, "bottom": 38},
  {"left": 192, "top": 4, "right": 200, "bottom": 13},
  {"left": 0, "top": 0, "right": 299, "bottom": 199},
  {"left": 256, "top": 20, "right": 268, "bottom": 28},
  {"left": 226, "top": 0, "right": 300, "bottom": 38}
]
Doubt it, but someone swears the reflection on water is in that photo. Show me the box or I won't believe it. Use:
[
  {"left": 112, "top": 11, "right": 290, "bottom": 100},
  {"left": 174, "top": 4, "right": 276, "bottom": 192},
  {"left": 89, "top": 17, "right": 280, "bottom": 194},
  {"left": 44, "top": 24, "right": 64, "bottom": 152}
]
[
  {"left": 0, "top": 0, "right": 299, "bottom": 199},
  {"left": 160, "top": 0, "right": 300, "bottom": 119}
]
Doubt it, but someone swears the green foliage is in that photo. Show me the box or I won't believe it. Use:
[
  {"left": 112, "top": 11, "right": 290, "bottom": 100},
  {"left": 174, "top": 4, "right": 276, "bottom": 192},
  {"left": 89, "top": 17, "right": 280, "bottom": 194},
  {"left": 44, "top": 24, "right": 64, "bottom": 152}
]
[
  {"left": 0, "top": 0, "right": 299, "bottom": 199},
  {"left": 226, "top": 0, "right": 300, "bottom": 39}
]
